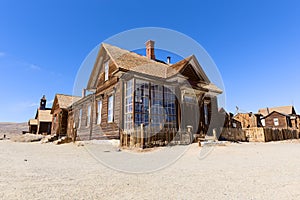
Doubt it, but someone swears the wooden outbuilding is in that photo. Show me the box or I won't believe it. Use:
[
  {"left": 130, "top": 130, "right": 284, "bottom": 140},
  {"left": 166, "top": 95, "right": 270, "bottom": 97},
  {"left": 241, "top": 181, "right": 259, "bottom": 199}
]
[
  {"left": 234, "top": 113, "right": 263, "bottom": 128},
  {"left": 262, "top": 111, "right": 293, "bottom": 129},
  {"left": 51, "top": 94, "right": 81, "bottom": 138},
  {"left": 28, "top": 119, "right": 38, "bottom": 134},
  {"left": 258, "top": 105, "right": 298, "bottom": 129}
]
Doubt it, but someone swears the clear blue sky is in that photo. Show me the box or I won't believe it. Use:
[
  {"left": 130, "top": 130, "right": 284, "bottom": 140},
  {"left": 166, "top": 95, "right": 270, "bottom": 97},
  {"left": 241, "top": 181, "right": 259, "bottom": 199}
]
[{"left": 0, "top": 0, "right": 299, "bottom": 122}]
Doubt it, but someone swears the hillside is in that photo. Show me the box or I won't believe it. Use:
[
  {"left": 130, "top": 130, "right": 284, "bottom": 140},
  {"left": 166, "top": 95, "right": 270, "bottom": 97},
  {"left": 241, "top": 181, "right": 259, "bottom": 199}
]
[{"left": 0, "top": 122, "right": 28, "bottom": 137}]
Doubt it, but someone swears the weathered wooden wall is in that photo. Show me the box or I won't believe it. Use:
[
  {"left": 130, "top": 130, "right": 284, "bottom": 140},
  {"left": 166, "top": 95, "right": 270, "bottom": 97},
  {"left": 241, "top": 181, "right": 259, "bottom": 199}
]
[
  {"left": 243, "top": 127, "right": 299, "bottom": 142},
  {"left": 264, "top": 112, "right": 289, "bottom": 129},
  {"left": 220, "top": 128, "right": 247, "bottom": 142}
]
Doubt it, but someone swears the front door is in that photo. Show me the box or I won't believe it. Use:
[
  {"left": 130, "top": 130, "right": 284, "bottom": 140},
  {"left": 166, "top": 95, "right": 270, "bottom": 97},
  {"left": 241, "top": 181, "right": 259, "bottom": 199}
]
[{"left": 181, "top": 95, "right": 200, "bottom": 134}]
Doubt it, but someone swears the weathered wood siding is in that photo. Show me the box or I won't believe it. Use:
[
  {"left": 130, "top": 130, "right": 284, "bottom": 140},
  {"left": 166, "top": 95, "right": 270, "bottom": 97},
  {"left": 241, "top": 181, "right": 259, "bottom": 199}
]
[
  {"left": 38, "top": 122, "right": 51, "bottom": 135},
  {"left": 67, "top": 109, "right": 75, "bottom": 140},
  {"left": 264, "top": 112, "right": 289, "bottom": 129}
]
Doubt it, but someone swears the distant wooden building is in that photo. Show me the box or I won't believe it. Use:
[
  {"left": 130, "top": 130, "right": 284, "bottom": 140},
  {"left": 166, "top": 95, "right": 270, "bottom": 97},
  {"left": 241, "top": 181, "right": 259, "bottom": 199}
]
[
  {"left": 262, "top": 111, "right": 293, "bottom": 129},
  {"left": 51, "top": 94, "right": 81, "bottom": 138},
  {"left": 219, "top": 108, "right": 242, "bottom": 129},
  {"left": 234, "top": 113, "right": 263, "bottom": 128},
  {"left": 218, "top": 108, "right": 245, "bottom": 142},
  {"left": 69, "top": 40, "right": 223, "bottom": 146},
  {"left": 258, "top": 105, "right": 298, "bottom": 129},
  {"left": 30, "top": 95, "right": 53, "bottom": 135},
  {"left": 28, "top": 119, "right": 38, "bottom": 134}
]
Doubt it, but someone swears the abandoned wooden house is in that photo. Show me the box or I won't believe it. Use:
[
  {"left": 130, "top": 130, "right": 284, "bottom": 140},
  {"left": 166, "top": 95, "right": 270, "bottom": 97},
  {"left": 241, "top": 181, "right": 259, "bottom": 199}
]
[
  {"left": 219, "top": 108, "right": 242, "bottom": 129},
  {"left": 28, "top": 95, "right": 53, "bottom": 135},
  {"left": 51, "top": 94, "right": 81, "bottom": 138},
  {"left": 218, "top": 108, "right": 245, "bottom": 142},
  {"left": 28, "top": 119, "right": 38, "bottom": 134},
  {"left": 68, "top": 40, "right": 223, "bottom": 147},
  {"left": 233, "top": 112, "right": 263, "bottom": 129},
  {"left": 258, "top": 106, "right": 298, "bottom": 129}
]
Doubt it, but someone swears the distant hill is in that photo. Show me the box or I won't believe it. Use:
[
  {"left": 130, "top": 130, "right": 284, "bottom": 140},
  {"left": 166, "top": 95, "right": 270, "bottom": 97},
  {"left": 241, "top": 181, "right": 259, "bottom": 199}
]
[{"left": 0, "top": 122, "right": 28, "bottom": 137}]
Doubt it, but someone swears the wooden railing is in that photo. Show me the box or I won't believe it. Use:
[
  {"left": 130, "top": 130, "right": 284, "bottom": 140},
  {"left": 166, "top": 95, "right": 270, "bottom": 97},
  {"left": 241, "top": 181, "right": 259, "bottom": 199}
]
[{"left": 121, "top": 126, "right": 194, "bottom": 148}]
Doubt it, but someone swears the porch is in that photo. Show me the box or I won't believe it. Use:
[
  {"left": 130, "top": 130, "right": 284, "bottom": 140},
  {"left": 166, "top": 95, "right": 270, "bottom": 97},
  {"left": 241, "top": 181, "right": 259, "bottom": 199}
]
[{"left": 120, "top": 126, "right": 202, "bottom": 148}]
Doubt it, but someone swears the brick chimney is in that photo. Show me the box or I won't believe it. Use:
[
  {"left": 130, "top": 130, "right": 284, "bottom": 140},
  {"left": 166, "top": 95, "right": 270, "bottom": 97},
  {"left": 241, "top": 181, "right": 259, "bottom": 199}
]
[{"left": 145, "top": 40, "right": 155, "bottom": 60}]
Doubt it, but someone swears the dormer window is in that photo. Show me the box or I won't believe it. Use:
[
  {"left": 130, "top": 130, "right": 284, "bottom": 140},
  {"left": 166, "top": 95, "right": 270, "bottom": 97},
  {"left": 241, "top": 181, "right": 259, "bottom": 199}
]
[{"left": 104, "top": 61, "right": 109, "bottom": 81}]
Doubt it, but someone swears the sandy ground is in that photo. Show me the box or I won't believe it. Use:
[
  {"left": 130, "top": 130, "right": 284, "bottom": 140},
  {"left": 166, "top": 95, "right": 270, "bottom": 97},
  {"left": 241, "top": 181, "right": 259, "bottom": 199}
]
[{"left": 0, "top": 140, "right": 300, "bottom": 200}]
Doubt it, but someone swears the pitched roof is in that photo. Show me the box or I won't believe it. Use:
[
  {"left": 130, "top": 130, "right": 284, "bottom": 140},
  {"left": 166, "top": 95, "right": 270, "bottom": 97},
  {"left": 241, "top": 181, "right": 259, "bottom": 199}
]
[
  {"left": 36, "top": 109, "right": 52, "bottom": 122},
  {"left": 103, "top": 43, "right": 169, "bottom": 78},
  {"left": 168, "top": 56, "right": 192, "bottom": 71},
  {"left": 258, "top": 106, "right": 296, "bottom": 116},
  {"left": 262, "top": 110, "right": 290, "bottom": 119},
  {"left": 87, "top": 43, "right": 222, "bottom": 94},
  {"left": 56, "top": 94, "right": 81, "bottom": 109}
]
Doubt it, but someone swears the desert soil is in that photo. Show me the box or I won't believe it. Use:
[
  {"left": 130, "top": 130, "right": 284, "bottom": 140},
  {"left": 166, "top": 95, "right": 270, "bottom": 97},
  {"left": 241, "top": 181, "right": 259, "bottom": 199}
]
[{"left": 0, "top": 140, "right": 299, "bottom": 200}]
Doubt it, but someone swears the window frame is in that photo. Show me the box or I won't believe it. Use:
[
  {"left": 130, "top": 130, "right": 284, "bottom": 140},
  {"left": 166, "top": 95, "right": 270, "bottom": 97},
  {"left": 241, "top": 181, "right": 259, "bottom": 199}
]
[
  {"left": 97, "top": 100, "right": 102, "bottom": 124},
  {"left": 204, "top": 102, "right": 209, "bottom": 125},
  {"left": 108, "top": 95, "right": 114, "bottom": 123},
  {"left": 273, "top": 118, "right": 279, "bottom": 126},
  {"left": 86, "top": 105, "right": 91, "bottom": 127},
  {"left": 104, "top": 61, "right": 109, "bottom": 81},
  {"left": 78, "top": 109, "right": 82, "bottom": 128},
  {"left": 124, "top": 79, "right": 134, "bottom": 131}
]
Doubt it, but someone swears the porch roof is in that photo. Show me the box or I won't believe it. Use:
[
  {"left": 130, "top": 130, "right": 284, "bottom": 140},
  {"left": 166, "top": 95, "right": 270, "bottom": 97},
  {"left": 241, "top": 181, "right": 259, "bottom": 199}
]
[{"left": 28, "top": 119, "right": 38, "bottom": 125}]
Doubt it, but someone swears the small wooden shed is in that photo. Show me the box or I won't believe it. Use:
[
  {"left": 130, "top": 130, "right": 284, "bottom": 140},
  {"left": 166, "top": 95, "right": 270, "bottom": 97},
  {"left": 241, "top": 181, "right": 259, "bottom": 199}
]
[
  {"left": 51, "top": 94, "right": 81, "bottom": 138},
  {"left": 28, "top": 119, "right": 38, "bottom": 134}
]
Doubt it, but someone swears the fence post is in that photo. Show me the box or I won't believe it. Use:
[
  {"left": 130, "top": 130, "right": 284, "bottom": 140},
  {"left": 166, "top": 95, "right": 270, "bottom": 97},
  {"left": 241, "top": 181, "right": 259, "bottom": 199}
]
[
  {"left": 213, "top": 128, "right": 217, "bottom": 141},
  {"left": 141, "top": 124, "right": 144, "bottom": 148}
]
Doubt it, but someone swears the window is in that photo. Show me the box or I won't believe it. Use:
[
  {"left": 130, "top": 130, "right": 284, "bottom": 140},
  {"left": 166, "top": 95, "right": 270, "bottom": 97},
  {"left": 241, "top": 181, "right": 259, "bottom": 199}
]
[
  {"left": 204, "top": 103, "right": 209, "bottom": 125},
  {"left": 78, "top": 109, "right": 82, "bottom": 128},
  {"left": 164, "top": 86, "right": 176, "bottom": 128},
  {"left": 135, "top": 79, "right": 150, "bottom": 127},
  {"left": 86, "top": 105, "right": 91, "bottom": 127},
  {"left": 124, "top": 79, "right": 134, "bottom": 130},
  {"left": 108, "top": 95, "right": 114, "bottom": 122},
  {"left": 97, "top": 100, "right": 102, "bottom": 124},
  {"left": 150, "top": 84, "right": 165, "bottom": 130},
  {"left": 273, "top": 118, "right": 279, "bottom": 126},
  {"left": 123, "top": 79, "right": 177, "bottom": 133},
  {"left": 232, "top": 122, "right": 237, "bottom": 128},
  {"left": 261, "top": 118, "right": 265, "bottom": 126},
  {"left": 104, "top": 61, "right": 109, "bottom": 81}
]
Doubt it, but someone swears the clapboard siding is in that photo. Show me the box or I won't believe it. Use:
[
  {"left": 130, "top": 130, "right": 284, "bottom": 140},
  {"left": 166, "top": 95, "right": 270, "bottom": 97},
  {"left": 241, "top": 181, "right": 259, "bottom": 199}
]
[{"left": 264, "top": 112, "right": 290, "bottom": 129}]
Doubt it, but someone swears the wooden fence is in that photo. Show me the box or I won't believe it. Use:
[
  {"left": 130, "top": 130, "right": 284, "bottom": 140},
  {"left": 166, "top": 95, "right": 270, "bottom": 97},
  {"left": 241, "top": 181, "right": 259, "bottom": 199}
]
[
  {"left": 263, "top": 128, "right": 299, "bottom": 142},
  {"left": 120, "top": 126, "right": 193, "bottom": 148},
  {"left": 221, "top": 127, "right": 300, "bottom": 142},
  {"left": 219, "top": 128, "right": 247, "bottom": 142}
]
